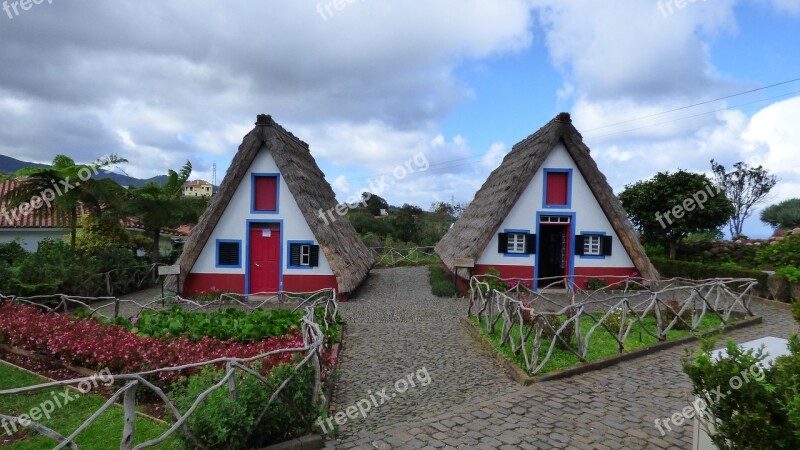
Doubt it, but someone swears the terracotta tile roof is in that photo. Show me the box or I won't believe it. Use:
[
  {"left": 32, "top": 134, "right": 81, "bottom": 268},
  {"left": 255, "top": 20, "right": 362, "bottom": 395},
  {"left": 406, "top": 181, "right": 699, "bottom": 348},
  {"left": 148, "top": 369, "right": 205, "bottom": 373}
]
[
  {"left": 0, "top": 178, "right": 189, "bottom": 236},
  {"left": 183, "top": 180, "right": 211, "bottom": 186}
]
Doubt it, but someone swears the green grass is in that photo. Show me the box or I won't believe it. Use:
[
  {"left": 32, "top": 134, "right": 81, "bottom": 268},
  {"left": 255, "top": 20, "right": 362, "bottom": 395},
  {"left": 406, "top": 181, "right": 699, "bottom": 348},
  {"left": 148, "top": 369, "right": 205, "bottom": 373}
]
[
  {"left": 0, "top": 362, "right": 174, "bottom": 449},
  {"left": 471, "top": 312, "right": 728, "bottom": 376}
]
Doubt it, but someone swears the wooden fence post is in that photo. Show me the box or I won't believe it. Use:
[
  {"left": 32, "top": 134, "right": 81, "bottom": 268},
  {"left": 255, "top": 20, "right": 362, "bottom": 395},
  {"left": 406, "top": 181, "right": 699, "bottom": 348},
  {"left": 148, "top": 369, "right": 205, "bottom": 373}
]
[{"left": 121, "top": 381, "right": 138, "bottom": 450}]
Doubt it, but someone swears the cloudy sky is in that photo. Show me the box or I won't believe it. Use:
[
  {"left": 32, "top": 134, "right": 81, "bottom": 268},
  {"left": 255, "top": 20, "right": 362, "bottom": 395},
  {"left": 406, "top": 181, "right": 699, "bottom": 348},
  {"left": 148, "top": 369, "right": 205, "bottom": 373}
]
[{"left": 1, "top": 0, "right": 798, "bottom": 238}]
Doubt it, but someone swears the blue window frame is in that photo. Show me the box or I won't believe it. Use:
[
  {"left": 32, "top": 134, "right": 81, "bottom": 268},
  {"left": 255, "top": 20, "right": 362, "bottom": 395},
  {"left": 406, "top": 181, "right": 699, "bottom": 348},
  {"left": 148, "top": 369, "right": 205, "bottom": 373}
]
[
  {"left": 500, "top": 229, "right": 533, "bottom": 258},
  {"left": 215, "top": 239, "right": 242, "bottom": 268},
  {"left": 577, "top": 231, "right": 611, "bottom": 259}
]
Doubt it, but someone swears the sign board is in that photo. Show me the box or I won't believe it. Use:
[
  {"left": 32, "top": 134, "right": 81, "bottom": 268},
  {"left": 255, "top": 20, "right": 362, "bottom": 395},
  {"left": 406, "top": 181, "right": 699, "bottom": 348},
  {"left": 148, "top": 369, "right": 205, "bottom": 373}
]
[
  {"left": 454, "top": 258, "right": 475, "bottom": 268},
  {"left": 158, "top": 265, "right": 181, "bottom": 276},
  {"left": 262, "top": 229, "right": 272, "bottom": 237}
]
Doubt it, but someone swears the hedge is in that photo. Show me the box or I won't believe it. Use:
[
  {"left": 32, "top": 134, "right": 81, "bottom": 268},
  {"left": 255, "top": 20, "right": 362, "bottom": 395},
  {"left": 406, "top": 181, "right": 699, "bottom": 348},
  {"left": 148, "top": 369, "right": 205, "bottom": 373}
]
[{"left": 650, "top": 256, "right": 768, "bottom": 289}]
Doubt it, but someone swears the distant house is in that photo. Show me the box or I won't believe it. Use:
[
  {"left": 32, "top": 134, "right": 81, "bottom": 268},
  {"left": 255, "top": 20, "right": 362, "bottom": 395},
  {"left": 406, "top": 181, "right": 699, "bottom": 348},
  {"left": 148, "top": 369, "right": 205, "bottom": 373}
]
[
  {"left": 173, "top": 114, "right": 373, "bottom": 297},
  {"left": 435, "top": 112, "right": 658, "bottom": 289},
  {"left": 0, "top": 178, "right": 188, "bottom": 252},
  {"left": 183, "top": 180, "right": 213, "bottom": 197}
]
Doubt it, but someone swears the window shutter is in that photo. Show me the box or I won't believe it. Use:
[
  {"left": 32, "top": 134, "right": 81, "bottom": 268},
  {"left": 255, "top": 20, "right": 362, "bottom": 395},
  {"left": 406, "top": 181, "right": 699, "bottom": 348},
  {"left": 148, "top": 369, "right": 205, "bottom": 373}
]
[
  {"left": 289, "top": 244, "right": 301, "bottom": 266},
  {"left": 309, "top": 245, "right": 320, "bottom": 267},
  {"left": 497, "top": 233, "right": 508, "bottom": 253},
  {"left": 218, "top": 242, "right": 240, "bottom": 266},
  {"left": 574, "top": 235, "right": 585, "bottom": 256},
  {"left": 525, "top": 234, "right": 537, "bottom": 254},
  {"left": 602, "top": 236, "right": 613, "bottom": 256}
]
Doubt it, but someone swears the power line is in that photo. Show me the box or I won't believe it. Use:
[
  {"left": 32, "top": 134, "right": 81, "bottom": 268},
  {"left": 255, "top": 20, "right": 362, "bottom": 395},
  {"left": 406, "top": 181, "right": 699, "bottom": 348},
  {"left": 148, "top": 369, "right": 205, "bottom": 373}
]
[{"left": 583, "top": 76, "right": 800, "bottom": 132}]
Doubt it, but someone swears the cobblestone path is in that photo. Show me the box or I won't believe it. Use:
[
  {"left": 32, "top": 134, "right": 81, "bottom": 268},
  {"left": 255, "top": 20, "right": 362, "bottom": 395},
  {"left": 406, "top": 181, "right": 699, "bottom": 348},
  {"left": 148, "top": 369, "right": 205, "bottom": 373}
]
[{"left": 326, "top": 266, "right": 797, "bottom": 449}]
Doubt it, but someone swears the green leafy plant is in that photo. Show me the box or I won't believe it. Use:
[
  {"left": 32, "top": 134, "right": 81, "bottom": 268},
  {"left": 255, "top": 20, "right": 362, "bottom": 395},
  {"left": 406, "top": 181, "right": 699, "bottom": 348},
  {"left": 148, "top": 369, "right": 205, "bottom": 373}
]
[
  {"left": 429, "top": 265, "right": 456, "bottom": 297},
  {"left": 776, "top": 266, "right": 800, "bottom": 284},
  {"left": 659, "top": 299, "right": 692, "bottom": 330},
  {"left": 173, "top": 363, "right": 321, "bottom": 449},
  {"left": 586, "top": 277, "right": 607, "bottom": 290},
  {"left": 683, "top": 333, "right": 800, "bottom": 450},
  {"left": 758, "top": 230, "right": 800, "bottom": 268}
]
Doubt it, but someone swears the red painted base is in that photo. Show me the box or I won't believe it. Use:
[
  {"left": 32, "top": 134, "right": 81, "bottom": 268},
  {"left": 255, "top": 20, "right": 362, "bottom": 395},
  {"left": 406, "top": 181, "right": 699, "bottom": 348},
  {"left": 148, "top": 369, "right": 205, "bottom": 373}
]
[
  {"left": 183, "top": 273, "right": 245, "bottom": 295},
  {"left": 182, "top": 273, "right": 337, "bottom": 295},
  {"left": 461, "top": 264, "right": 639, "bottom": 290},
  {"left": 283, "top": 275, "right": 337, "bottom": 293}
]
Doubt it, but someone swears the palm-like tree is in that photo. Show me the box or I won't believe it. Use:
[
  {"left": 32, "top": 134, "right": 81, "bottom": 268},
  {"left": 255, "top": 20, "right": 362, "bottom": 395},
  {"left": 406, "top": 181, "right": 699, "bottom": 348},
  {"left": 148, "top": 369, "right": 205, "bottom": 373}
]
[
  {"left": 0, "top": 154, "right": 128, "bottom": 249},
  {"left": 126, "top": 161, "right": 193, "bottom": 265}
]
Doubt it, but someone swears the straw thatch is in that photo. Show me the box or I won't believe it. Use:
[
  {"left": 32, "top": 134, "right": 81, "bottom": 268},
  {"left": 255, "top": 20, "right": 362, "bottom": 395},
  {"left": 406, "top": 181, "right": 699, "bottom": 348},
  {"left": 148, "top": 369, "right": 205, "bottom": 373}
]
[
  {"left": 170, "top": 114, "right": 374, "bottom": 295},
  {"left": 435, "top": 112, "right": 658, "bottom": 280}
]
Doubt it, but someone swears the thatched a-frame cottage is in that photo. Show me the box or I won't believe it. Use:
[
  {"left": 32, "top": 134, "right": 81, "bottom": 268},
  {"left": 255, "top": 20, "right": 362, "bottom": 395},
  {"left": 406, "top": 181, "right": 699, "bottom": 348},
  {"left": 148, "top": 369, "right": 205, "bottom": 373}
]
[
  {"left": 435, "top": 112, "right": 658, "bottom": 289},
  {"left": 174, "top": 114, "right": 373, "bottom": 297}
]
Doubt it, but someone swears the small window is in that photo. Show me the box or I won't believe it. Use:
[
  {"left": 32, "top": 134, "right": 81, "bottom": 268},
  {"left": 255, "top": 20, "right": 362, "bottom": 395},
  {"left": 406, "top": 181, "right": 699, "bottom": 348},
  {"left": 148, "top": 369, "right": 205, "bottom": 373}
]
[
  {"left": 543, "top": 169, "right": 572, "bottom": 208},
  {"left": 507, "top": 233, "right": 527, "bottom": 254},
  {"left": 289, "top": 242, "right": 320, "bottom": 268},
  {"left": 253, "top": 175, "right": 278, "bottom": 212},
  {"left": 498, "top": 232, "right": 536, "bottom": 255},
  {"left": 583, "top": 235, "right": 602, "bottom": 256},
  {"left": 576, "top": 234, "right": 613, "bottom": 257},
  {"left": 216, "top": 240, "right": 241, "bottom": 268}
]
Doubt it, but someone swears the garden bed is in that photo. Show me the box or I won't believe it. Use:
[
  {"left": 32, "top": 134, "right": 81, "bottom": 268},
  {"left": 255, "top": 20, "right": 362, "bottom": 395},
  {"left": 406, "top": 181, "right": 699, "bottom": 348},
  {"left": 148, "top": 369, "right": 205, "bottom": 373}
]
[
  {"left": 463, "top": 313, "right": 762, "bottom": 385},
  {"left": 0, "top": 300, "right": 342, "bottom": 449}
]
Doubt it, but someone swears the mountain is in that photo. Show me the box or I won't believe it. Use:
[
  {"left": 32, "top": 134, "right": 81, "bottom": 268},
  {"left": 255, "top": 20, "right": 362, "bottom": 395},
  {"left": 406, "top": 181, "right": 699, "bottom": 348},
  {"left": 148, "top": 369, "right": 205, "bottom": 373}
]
[{"left": 0, "top": 154, "right": 169, "bottom": 187}]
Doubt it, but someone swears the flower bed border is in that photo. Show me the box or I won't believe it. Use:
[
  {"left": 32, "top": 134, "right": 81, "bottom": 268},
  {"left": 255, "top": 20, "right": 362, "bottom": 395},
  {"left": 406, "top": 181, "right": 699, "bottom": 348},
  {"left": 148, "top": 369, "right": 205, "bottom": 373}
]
[{"left": 461, "top": 314, "right": 763, "bottom": 385}]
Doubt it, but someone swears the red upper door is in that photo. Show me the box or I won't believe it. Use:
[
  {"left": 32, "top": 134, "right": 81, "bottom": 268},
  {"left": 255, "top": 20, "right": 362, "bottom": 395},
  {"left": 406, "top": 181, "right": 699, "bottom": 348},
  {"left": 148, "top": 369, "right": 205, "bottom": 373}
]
[{"left": 249, "top": 223, "right": 281, "bottom": 293}]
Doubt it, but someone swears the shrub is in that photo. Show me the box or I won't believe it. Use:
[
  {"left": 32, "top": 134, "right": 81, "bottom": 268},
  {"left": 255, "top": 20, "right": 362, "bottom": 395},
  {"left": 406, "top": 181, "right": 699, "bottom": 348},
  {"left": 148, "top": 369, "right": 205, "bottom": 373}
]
[
  {"left": 659, "top": 300, "right": 691, "bottom": 330},
  {"left": 13, "top": 238, "right": 85, "bottom": 295},
  {"left": 604, "top": 308, "right": 629, "bottom": 334},
  {"left": 757, "top": 230, "right": 800, "bottom": 268},
  {"left": 586, "top": 277, "right": 607, "bottom": 290},
  {"left": 528, "top": 309, "right": 576, "bottom": 350},
  {"left": 650, "top": 256, "right": 768, "bottom": 289},
  {"left": 0, "top": 240, "right": 28, "bottom": 265},
  {"left": 173, "top": 363, "right": 320, "bottom": 449},
  {"left": 776, "top": 266, "right": 800, "bottom": 284},
  {"left": 683, "top": 334, "right": 800, "bottom": 449},
  {"left": 429, "top": 266, "right": 456, "bottom": 297}
]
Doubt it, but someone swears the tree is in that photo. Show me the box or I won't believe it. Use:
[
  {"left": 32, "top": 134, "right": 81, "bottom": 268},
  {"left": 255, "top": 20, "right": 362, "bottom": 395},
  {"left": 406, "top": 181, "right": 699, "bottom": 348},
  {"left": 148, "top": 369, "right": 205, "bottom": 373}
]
[
  {"left": 0, "top": 154, "right": 127, "bottom": 249},
  {"left": 761, "top": 198, "right": 800, "bottom": 230},
  {"left": 618, "top": 170, "right": 734, "bottom": 259},
  {"left": 710, "top": 159, "right": 777, "bottom": 238},
  {"left": 388, "top": 203, "right": 423, "bottom": 243},
  {"left": 361, "top": 192, "right": 389, "bottom": 216},
  {"left": 125, "top": 161, "right": 193, "bottom": 265}
]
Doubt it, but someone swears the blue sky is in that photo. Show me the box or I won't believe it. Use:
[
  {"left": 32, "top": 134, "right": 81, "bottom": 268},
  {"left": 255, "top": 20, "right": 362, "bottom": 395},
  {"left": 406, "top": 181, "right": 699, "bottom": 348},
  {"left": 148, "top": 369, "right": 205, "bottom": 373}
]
[{"left": 0, "top": 0, "right": 798, "bottom": 238}]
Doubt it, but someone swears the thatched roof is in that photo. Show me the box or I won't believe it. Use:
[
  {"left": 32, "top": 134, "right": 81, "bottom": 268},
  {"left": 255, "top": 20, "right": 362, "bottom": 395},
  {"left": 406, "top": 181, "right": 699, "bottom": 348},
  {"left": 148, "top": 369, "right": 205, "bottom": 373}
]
[
  {"left": 171, "top": 114, "right": 374, "bottom": 294},
  {"left": 435, "top": 112, "right": 658, "bottom": 280}
]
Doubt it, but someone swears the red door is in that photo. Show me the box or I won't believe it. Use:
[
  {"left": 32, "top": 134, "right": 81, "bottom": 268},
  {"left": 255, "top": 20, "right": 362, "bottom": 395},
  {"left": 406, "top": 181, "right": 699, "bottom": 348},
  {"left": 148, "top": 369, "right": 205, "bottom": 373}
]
[{"left": 249, "top": 223, "right": 281, "bottom": 294}]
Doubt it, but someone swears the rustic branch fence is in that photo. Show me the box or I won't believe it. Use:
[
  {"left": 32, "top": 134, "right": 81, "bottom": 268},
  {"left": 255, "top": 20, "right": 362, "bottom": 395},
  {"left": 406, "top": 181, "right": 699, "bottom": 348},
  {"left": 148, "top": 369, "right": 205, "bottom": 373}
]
[
  {"left": 469, "top": 275, "right": 757, "bottom": 375},
  {"left": 0, "top": 289, "right": 338, "bottom": 449},
  {"left": 369, "top": 246, "right": 439, "bottom": 267},
  {"left": 73, "top": 263, "right": 161, "bottom": 298}
]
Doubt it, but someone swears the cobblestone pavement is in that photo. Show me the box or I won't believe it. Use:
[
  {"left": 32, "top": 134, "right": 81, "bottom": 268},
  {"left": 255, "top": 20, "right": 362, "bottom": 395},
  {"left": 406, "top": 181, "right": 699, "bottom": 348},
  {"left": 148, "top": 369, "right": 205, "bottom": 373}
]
[{"left": 326, "top": 267, "right": 797, "bottom": 449}]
